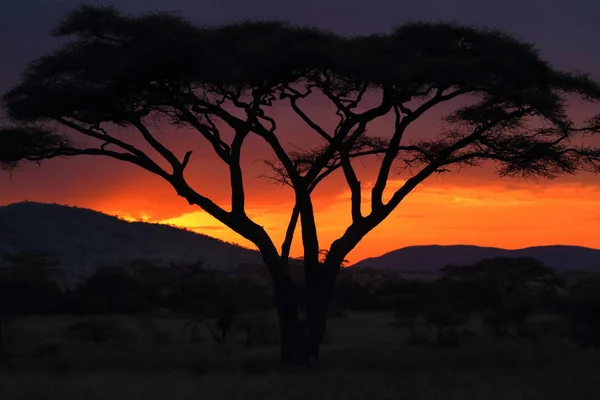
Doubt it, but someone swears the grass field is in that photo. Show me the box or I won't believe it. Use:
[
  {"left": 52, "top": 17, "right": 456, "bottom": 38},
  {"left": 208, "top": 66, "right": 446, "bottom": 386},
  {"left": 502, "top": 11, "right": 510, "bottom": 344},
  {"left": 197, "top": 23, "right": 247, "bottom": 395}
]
[{"left": 1, "top": 312, "right": 599, "bottom": 399}]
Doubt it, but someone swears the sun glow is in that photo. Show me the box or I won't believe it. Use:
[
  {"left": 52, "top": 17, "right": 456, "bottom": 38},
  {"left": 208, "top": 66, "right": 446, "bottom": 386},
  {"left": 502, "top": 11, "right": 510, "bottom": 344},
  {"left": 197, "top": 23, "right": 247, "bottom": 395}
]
[{"left": 95, "top": 180, "right": 600, "bottom": 264}]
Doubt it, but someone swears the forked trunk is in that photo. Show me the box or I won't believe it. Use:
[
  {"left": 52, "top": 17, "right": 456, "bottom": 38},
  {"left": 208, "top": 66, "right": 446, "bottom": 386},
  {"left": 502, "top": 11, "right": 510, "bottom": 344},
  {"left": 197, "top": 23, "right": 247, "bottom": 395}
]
[
  {"left": 278, "top": 297, "right": 330, "bottom": 366},
  {"left": 276, "top": 262, "right": 337, "bottom": 367},
  {"left": 262, "top": 243, "right": 341, "bottom": 367}
]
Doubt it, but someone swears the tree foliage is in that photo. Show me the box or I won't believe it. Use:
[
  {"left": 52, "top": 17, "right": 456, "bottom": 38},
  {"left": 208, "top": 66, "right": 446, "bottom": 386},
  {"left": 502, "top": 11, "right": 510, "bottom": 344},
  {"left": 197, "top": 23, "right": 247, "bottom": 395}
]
[
  {"left": 440, "top": 257, "right": 563, "bottom": 337},
  {"left": 0, "top": 251, "right": 63, "bottom": 315},
  {"left": 0, "top": 251, "right": 64, "bottom": 345}
]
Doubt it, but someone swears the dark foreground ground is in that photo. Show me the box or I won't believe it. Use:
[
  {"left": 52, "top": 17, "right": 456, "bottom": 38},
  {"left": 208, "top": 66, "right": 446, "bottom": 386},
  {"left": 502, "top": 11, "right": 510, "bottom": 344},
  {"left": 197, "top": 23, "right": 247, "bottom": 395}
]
[{"left": 1, "top": 312, "right": 599, "bottom": 399}]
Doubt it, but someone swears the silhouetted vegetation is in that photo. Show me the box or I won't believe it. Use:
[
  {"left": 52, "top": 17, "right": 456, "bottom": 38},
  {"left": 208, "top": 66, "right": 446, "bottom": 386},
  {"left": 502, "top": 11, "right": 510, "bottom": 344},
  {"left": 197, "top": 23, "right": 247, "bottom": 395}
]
[
  {"left": 0, "top": 251, "right": 63, "bottom": 345},
  {"left": 1, "top": 253, "right": 598, "bottom": 352},
  {"left": 1, "top": 254, "right": 600, "bottom": 399},
  {"left": 565, "top": 277, "right": 600, "bottom": 348}
]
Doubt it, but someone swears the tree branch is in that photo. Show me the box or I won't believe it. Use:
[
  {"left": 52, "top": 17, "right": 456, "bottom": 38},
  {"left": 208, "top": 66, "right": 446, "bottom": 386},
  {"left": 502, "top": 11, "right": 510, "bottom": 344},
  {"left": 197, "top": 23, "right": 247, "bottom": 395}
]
[
  {"left": 26, "top": 146, "right": 171, "bottom": 178},
  {"left": 55, "top": 118, "right": 171, "bottom": 178},
  {"left": 230, "top": 128, "right": 248, "bottom": 215},
  {"left": 131, "top": 119, "right": 182, "bottom": 171},
  {"left": 251, "top": 119, "right": 305, "bottom": 189},
  {"left": 289, "top": 96, "right": 332, "bottom": 142},
  {"left": 173, "top": 102, "right": 231, "bottom": 162},
  {"left": 281, "top": 205, "right": 299, "bottom": 264},
  {"left": 371, "top": 88, "right": 468, "bottom": 210},
  {"left": 56, "top": 118, "right": 149, "bottom": 160},
  {"left": 340, "top": 122, "right": 368, "bottom": 223}
]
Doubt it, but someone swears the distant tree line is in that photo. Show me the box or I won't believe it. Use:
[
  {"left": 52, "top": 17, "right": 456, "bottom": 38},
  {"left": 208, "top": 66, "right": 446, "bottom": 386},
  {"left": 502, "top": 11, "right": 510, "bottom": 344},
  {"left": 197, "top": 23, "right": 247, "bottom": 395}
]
[
  {"left": 334, "top": 257, "right": 600, "bottom": 348},
  {"left": 1, "top": 251, "right": 599, "bottom": 349}
]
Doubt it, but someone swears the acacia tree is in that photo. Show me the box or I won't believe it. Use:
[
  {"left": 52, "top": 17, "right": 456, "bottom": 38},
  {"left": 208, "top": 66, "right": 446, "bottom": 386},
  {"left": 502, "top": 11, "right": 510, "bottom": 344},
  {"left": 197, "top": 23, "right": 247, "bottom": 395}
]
[
  {"left": 2, "top": 6, "right": 600, "bottom": 365},
  {"left": 441, "top": 257, "right": 563, "bottom": 336}
]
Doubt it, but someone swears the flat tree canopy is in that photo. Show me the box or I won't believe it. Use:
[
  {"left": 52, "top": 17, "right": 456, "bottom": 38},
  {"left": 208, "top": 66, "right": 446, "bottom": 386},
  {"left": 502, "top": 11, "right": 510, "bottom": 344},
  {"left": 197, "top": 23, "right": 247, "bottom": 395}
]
[{"left": 2, "top": 5, "right": 600, "bottom": 365}]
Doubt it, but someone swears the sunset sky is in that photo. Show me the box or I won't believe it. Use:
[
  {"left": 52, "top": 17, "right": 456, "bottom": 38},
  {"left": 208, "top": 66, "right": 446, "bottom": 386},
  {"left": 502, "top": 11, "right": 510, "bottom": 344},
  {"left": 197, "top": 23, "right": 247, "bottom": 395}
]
[{"left": 2, "top": 0, "right": 600, "bottom": 264}]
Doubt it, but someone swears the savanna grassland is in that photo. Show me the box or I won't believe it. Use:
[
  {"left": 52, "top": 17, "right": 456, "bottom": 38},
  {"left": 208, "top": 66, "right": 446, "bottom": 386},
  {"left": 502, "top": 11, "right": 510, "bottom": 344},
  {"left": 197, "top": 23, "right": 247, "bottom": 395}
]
[{"left": 1, "top": 312, "right": 599, "bottom": 400}]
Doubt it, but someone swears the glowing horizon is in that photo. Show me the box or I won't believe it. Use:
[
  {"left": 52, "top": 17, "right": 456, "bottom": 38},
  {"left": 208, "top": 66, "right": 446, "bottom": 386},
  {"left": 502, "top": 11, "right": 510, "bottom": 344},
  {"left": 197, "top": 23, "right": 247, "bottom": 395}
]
[
  {"left": 84, "top": 177, "right": 600, "bottom": 265},
  {"left": 4, "top": 98, "right": 600, "bottom": 264}
]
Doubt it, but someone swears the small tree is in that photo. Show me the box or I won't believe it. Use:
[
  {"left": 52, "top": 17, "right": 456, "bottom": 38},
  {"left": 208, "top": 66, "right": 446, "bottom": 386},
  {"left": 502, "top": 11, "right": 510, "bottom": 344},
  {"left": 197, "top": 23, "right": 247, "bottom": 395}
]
[
  {"left": 0, "top": 251, "right": 63, "bottom": 345},
  {"left": 393, "top": 292, "right": 427, "bottom": 345},
  {"left": 206, "top": 302, "right": 238, "bottom": 345},
  {"left": 441, "top": 257, "right": 563, "bottom": 337},
  {"left": 2, "top": 6, "right": 600, "bottom": 365},
  {"left": 68, "top": 266, "right": 144, "bottom": 315},
  {"left": 566, "top": 278, "right": 600, "bottom": 348}
]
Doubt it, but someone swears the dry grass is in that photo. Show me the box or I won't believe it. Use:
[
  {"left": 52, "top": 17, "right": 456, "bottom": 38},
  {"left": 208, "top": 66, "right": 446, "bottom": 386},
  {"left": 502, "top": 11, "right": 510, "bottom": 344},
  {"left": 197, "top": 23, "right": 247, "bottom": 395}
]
[{"left": 1, "top": 312, "right": 599, "bottom": 399}]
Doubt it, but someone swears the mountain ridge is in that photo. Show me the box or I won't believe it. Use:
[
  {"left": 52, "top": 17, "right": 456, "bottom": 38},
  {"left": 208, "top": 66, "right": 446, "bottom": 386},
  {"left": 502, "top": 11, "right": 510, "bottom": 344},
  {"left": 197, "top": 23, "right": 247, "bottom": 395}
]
[
  {"left": 3, "top": 202, "right": 599, "bottom": 284},
  {"left": 0, "top": 201, "right": 264, "bottom": 284},
  {"left": 351, "top": 244, "right": 600, "bottom": 274}
]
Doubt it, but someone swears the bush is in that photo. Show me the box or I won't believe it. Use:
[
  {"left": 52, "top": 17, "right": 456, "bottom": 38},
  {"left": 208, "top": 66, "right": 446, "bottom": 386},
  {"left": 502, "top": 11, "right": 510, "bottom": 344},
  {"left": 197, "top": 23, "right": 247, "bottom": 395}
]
[
  {"left": 240, "top": 315, "right": 278, "bottom": 346},
  {"left": 424, "top": 305, "right": 468, "bottom": 348},
  {"left": 206, "top": 303, "right": 238, "bottom": 344},
  {"left": 66, "top": 266, "right": 146, "bottom": 315},
  {"left": 139, "top": 320, "right": 174, "bottom": 346},
  {"left": 566, "top": 280, "right": 600, "bottom": 348},
  {"left": 181, "top": 317, "right": 204, "bottom": 345},
  {"left": 63, "top": 318, "right": 131, "bottom": 346}
]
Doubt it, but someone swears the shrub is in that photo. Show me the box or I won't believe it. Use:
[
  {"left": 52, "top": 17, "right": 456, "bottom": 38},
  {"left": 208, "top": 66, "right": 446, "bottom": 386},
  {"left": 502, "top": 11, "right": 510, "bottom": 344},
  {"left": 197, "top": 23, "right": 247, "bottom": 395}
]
[
  {"left": 64, "top": 318, "right": 127, "bottom": 345},
  {"left": 566, "top": 279, "right": 600, "bottom": 348}
]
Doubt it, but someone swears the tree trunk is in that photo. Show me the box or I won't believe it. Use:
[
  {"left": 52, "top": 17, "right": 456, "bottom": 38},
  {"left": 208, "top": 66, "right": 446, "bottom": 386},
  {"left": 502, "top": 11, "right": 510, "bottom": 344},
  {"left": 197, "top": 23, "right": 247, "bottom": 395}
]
[
  {"left": 276, "top": 288, "right": 302, "bottom": 365},
  {"left": 262, "top": 246, "right": 340, "bottom": 367},
  {"left": 277, "top": 263, "right": 337, "bottom": 367},
  {"left": 278, "top": 293, "right": 330, "bottom": 367}
]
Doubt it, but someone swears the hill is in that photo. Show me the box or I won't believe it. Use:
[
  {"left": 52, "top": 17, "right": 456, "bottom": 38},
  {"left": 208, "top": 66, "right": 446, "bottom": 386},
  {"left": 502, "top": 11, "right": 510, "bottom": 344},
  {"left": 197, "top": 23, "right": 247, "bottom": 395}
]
[
  {"left": 0, "top": 202, "right": 263, "bottom": 284},
  {"left": 351, "top": 244, "right": 600, "bottom": 275},
  {"left": 4, "top": 202, "right": 599, "bottom": 286}
]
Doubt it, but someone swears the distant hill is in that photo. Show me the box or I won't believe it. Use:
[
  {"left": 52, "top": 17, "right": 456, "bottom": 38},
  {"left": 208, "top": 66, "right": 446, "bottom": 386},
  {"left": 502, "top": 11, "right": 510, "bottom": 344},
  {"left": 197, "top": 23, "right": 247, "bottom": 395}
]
[
  {"left": 4, "top": 202, "right": 599, "bottom": 286},
  {"left": 351, "top": 244, "right": 600, "bottom": 275},
  {"left": 0, "top": 202, "right": 263, "bottom": 284}
]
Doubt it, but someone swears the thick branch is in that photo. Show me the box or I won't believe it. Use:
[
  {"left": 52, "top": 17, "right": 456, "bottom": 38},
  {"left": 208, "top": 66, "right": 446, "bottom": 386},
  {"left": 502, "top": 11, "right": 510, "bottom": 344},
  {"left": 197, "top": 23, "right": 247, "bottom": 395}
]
[
  {"left": 56, "top": 118, "right": 151, "bottom": 161},
  {"left": 230, "top": 128, "right": 248, "bottom": 215},
  {"left": 131, "top": 119, "right": 182, "bottom": 172},
  {"left": 174, "top": 103, "right": 231, "bottom": 162},
  {"left": 252, "top": 120, "right": 305, "bottom": 189},
  {"left": 289, "top": 97, "right": 332, "bottom": 142},
  {"left": 340, "top": 122, "right": 368, "bottom": 223},
  {"left": 328, "top": 110, "right": 527, "bottom": 268},
  {"left": 27, "top": 146, "right": 171, "bottom": 179},
  {"left": 341, "top": 156, "right": 362, "bottom": 223},
  {"left": 303, "top": 99, "right": 391, "bottom": 186},
  {"left": 55, "top": 118, "right": 170, "bottom": 177},
  {"left": 296, "top": 193, "right": 320, "bottom": 268},
  {"left": 371, "top": 88, "right": 468, "bottom": 210},
  {"left": 281, "top": 205, "right": 299, "bottom": 264}
]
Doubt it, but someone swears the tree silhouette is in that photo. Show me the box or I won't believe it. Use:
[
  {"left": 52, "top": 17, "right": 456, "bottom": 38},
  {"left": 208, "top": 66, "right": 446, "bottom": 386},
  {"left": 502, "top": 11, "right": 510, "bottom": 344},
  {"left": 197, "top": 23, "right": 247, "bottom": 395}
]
[
  {"left": 2, "top": 5, "right": 600, "bottom": 365},
  {"left": 68, "top": 266, "right": 144, "bottom": 315},
  {"left": 566, "top": 278, "right": 600, "bottom": 348},
  {"left": 441, "top": 257, "right": 563, "bottom": 337},
  {"left": 0, "top": 251, "right": 63, "bottom": 345}
]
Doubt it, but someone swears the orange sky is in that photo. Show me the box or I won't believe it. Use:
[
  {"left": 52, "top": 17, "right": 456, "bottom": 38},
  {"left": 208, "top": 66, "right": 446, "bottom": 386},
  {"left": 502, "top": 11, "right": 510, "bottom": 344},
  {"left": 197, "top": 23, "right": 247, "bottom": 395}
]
[
  {"left": 2, "top": 95, "right": 600, "bottom": 264},
  {"left": 5, "top": 163, "right": 600, "bottom": 265},
  {"left": 2, "top": 1, "right": 600, "bottom": 268},
  {"left": 3, "top": 136, "right": 600, "bottom": 265},
  {"left": 105, "top": 177, "right": 600, "bottom": 264}
]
